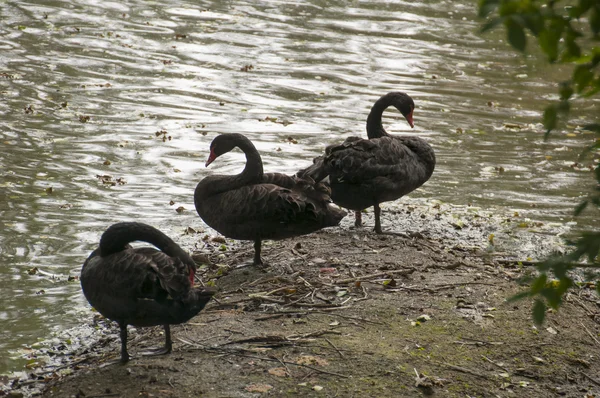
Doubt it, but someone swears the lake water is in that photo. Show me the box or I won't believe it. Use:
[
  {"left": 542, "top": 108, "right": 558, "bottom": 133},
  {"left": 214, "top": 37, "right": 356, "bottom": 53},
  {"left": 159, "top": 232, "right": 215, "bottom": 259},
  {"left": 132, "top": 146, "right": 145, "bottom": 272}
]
[{"left": 1, "top": 0, "right": 598, "bottom": 375}]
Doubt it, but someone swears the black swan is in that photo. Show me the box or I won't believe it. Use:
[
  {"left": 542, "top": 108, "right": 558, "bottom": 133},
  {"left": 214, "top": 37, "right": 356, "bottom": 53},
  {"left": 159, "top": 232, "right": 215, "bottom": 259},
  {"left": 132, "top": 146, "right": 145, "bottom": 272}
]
[
  {"left": 80, "top": 222, "right": 215, "bottom": 363},
  {"left": 298, "top": 92, "right": 436, "bottom": 233},
  {"left": 194, "top": 133, "right": 347, "bottom": 265}
]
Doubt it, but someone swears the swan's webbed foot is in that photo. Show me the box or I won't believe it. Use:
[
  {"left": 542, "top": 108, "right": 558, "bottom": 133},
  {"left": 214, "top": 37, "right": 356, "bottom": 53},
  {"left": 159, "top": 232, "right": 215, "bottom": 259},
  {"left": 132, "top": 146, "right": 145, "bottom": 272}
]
[
  {"left": 375, "top": 230, "right": 410, "bottom": 238},
  {"left": 140, "top": 346, "right": 171, "bottom": 356}
]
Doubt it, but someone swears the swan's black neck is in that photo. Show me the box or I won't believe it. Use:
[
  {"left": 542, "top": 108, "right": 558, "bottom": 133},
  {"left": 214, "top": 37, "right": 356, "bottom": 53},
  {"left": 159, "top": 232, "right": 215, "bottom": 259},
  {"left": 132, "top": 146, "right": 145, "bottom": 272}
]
[
  {"left": 366, "top": 92, "right": 414, "bottom": 139},
  {"left": 366, "top": 96, "right": 391, "bottom": 139},
  {"left": 99, "top": 222, "right": 193, "bottom": 265},
  {"left": 234, "top": 135, "right": 263, "bottom": 181},
  {"left": 200, "top": 134, "right": 264, "bottom": 197}
]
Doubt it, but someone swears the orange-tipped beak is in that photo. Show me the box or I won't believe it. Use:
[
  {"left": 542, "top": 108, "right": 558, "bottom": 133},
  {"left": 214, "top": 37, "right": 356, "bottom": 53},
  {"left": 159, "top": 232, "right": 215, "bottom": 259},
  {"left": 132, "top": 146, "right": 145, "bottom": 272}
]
[
  {"left": 406, "top": 110, "right": 414, "bottom": 128},
  {"left": 205, "top": 150, "right": 217, "bottom": 167}
]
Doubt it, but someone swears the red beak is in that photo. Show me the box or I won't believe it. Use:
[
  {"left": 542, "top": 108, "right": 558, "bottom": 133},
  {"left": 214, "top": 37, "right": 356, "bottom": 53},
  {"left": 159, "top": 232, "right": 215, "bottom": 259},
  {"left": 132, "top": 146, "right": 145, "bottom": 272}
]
[
  {"left": 205, "top": 150, "right": 216, "bottom": 167},
  {"left": 406, "top": 109, "right": 414, "bottom": 128}
]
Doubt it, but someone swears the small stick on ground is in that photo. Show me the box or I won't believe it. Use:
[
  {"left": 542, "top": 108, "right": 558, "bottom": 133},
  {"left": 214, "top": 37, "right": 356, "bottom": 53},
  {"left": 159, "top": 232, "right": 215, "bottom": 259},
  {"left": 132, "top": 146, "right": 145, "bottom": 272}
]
[
  {"left": 454, "top": 339, "right": 504, "bottom": 346},
  {"left": 481, "top": 355, "right": 509, "bottom": 373},
  {"left": 317, "top": 312, "right": 385, "bottom": 325},
  {"left": 273, "top": 355, "right": 293, "bottom": 377},
  {"left": 579, "top": 322, "right": 600, "bottom": 347},
  {"left": 431, "top": 282, "right": 498, "bottom": 291},
  {"left": 325, "top": 337, "right": 344, "bottom": 358},
  {"left": 581, "top": 372, "right": 600, "bottom": 387},
  {"left": 335, "top": 268, "right": 416, "bottom": 285}
]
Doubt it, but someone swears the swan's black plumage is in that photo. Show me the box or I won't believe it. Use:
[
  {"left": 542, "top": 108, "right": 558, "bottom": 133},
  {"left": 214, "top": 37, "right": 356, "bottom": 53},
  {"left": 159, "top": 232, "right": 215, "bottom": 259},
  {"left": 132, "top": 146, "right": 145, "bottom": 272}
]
[
  {"left": 194, "top": 133, "right": 347, "bottom": 265},
  {"left": 80, "top": 222, "right": 215, "bottom": 363},
  {"left": 298, "top": 92, "right": 435, "bottom": 233}
]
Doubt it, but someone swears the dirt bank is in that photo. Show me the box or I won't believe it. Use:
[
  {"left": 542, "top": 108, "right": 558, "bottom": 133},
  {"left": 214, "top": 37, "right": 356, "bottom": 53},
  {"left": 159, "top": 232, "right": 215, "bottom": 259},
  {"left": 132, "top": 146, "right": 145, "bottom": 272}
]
[{"left": 3, "top": 202, "right": 599, "bottom": 397}]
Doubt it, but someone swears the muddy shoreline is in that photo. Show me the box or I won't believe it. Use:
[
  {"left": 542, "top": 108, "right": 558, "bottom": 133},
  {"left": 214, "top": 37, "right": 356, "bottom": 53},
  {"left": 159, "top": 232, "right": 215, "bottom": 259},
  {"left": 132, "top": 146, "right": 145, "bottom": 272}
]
[{"left": 3, "top": 202, "right": 599, "bottom": 398}]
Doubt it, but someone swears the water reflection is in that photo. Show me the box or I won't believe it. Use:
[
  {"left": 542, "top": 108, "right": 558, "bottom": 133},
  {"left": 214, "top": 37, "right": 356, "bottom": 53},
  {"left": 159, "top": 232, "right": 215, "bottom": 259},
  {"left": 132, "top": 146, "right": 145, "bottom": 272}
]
[{"left": 0, "top": 0, "right": 597, "bottom": 374}]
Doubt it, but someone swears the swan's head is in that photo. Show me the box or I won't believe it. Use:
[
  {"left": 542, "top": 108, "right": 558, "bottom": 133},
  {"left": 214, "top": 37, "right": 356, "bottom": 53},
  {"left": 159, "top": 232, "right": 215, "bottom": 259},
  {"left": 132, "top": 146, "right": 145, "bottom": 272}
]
[
  {"left": 387, "top": 92, "right": 415, "bottom": 128},
  {"left": 205, "top": 133, "right": 248, "bottom": 167}
]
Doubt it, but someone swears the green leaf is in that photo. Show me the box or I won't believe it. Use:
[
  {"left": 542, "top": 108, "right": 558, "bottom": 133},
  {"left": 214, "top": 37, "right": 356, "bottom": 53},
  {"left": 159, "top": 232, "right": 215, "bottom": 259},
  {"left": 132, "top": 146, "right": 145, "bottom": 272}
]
[
  {"left": 506, "top": 17, "right": 527, "bottom": 52},
  {"left": 531, "top": 274, "right": 548, "bottom": 294},
  {"left": 559, "top": 82, "right": 573, "bottom": 100},
  {"left": 574, "top": 200, "right": 589, "bottom": 216},
  {"left": 562, "top": 26, "right": 582, "bottom": 61},
  {"left": 533, "top": 299, "right": 546, "bottom": 325},
  {"left": 570, "top": 0, "right": 593, "bottom": 18},
  {"left": 573, "top": 64, "right": 595, "bottom": 93},
  {"left": 539, "top": 28, "right": 560, "bottom": 62},
  {"left": 508, "top": 290, "right": 532, "bottom": 302},
  {"left": 583, "top": 123, "right": 600, "bottom": 133},
  {"left": 478, "top": 0, "right": 500, "bottom": 18},
  {"left": 590, "top": 6, "right": 600, "bottom": 35},
  {"left": 481, "top": 17, "right": 503, "bottom": 33},
  {"left": 543, "top": 104, "right": 557, "bottom": 135}
]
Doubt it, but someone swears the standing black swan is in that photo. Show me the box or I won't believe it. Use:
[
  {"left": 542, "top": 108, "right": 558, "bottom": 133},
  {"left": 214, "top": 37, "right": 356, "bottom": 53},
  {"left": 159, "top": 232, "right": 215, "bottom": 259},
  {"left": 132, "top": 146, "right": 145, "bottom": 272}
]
[
  {"left": 80, "top": 222, "right": 215, "bottom": 363},
  {"left": 194, "top": 133, "right": 347, "bottom": 265},
  {"left": 298, "top": 92, "right": 436, "bottom": 233}
]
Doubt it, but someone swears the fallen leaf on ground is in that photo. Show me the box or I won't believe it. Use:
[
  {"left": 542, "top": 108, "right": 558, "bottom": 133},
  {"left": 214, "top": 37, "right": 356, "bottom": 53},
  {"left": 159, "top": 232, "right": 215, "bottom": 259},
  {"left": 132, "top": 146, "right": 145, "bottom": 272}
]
[
  {"left": 268, "top": 367, "right": 287, "bottom": 377},
  {"left": 296, "top": 355, "right": 328, "bottom": 366},
  {"left": 245, "top": 383, "right": 273, "bottom": 393}
]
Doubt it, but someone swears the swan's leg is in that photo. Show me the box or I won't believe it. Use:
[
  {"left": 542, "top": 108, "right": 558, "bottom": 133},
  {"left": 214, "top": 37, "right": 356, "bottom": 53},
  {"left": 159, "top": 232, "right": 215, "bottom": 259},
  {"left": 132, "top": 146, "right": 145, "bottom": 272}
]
[
  {"left": 164, "top": 324, "right": 173, "bottom": 353},
  {"left": 140, "top": 324, "right": 172, "bottom": 356},
  {"left": 253, "top": 239, "right": 263, "bottom": 265},
  {"left": 354, "top": 211, "right": 363, "bottom": 227},
  {"left": 119, "top": 323, "right": 130, "bottom": 363},
  {"left": 373, "top": 204, "right": 408, "bottom": 237},
  {"left": 99, "top": 323, "right": 132, "bottom": 367},
  {"left": 374, "top": 204, "right": 383, "bottom": 234}
]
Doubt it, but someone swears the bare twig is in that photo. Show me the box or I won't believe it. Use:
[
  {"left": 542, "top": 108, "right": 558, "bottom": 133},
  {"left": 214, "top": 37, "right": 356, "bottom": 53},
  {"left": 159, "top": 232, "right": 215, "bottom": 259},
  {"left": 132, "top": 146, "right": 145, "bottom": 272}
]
[
  {"left": 325, "top": 338, "right": 344, "bottom": 358},
  {"left": 579, "top": 322, "right": 600, "bottom": 347},
  {"left": 287, "top": 329, "right": 342, "bottom": 340},
  {"left": 335, "top": 268, "right": 415, "bottom": 285},
  {"left": 220, "top": 335, "right": 290, "bottom": 346},
  {"left": 481, "top": 355, "right": 509, "bottom": 372},
  {"left": 436, "top": 361, "right": 489, "bottom": 379},
  {"left": 454, "top": 339, "right": 504, "bottom": 346},
  {"left": 317, "top": 312, "right": 385, "bottom": 325},
  {"left": 273, "top": 355, "right": 293, "bottom": 377},
  {"left": 582, "top": 372, "right": 600, "bottom": 387},
  {"left": 431, "top": 282, "right": 498, "bottom": 291}
]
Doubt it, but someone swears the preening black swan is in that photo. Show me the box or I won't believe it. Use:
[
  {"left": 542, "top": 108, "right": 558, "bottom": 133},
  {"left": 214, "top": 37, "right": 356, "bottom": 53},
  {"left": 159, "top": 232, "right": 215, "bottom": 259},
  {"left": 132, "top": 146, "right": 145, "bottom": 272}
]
[
  {"left": 298, "top": 92, "right": 436, "bottom": 233},
  {"left": 80, "top": 222, "right": 215, "bottom": 363},
  {"left": 194, "top": 133, "right": 347, "bottom": 265}
]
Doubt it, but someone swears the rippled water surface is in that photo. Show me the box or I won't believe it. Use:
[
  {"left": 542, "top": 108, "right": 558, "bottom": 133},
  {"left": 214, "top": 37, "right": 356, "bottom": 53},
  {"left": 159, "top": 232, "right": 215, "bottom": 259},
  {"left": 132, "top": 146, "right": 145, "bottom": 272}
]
[{"left": 1, "top": 0, "right": 598, "bottom": 374}]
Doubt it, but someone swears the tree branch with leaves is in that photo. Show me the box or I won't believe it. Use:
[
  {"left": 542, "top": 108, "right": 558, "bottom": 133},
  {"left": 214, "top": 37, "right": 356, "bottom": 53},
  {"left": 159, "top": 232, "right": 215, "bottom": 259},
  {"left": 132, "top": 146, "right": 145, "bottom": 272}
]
[{"left": 478, "top": 0, "right": 600, "bottom": 324}]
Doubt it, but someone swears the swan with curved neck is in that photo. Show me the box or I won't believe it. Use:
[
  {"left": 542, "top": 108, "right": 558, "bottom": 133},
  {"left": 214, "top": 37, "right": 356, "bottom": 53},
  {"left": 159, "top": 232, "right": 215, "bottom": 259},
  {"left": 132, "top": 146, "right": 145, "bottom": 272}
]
[
  {"left": 195, "top": 133, "right": 347, "bottom": 265},
  {"left": 81, "top": 222, "right": 215, "bottom": 363},
  {"left": 298, "top": 92, "right": 435, "bottom": 233}
]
